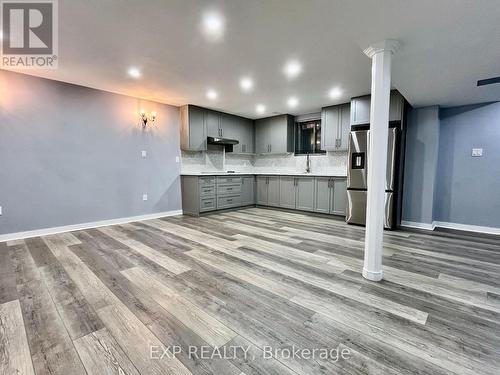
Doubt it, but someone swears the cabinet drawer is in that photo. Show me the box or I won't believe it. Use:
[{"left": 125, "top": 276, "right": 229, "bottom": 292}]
[
  {"left": 199, "top": 177, "right": 215, "bottom": 186},
  {"left": 200, "top": 185, "right": 215, "bottom": 197},
  {"left": 217, "top": 195, "right": 242, "bottom": 209},
  {"left": 217, "top": 184, "right": 241, "bottom": 195},
  {"left": 217, "top": 176, "right": 242, "bottom": 185},
  {"left": 200, "top": 197, "right": 216, "bottom": 212}
]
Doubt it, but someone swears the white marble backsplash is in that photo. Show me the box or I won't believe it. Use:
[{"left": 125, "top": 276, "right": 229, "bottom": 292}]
[{"left": 181, "top": 149, "right": 348, "bottom": 176}]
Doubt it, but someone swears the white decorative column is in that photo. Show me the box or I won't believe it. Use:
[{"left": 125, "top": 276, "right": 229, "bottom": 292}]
[{"left": 362, "top": 39, "right": 400, "bottom": 281}]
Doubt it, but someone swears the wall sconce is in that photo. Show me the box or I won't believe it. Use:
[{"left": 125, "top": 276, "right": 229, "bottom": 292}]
[{"left": 140, "top": 109, "right": 157, "bottom": 128}]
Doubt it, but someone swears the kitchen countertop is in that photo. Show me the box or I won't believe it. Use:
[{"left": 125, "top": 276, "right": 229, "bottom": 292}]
[{"left": 181, "top": 172, "right": 347, "bottom": 177}]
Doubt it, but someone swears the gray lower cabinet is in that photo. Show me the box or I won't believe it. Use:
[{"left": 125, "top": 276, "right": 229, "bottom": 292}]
[
  {"left": 267, "top": 177, "right": 280, "bottom": 207},
  {"left": 279, "top": 177, "right": 296, "bottom": 209},
  {"left": 256, "top": 176, "right": 268, "bottom": 205},
  {"left": 241, "top": 176, "right": 255, "bottom": 206},
  {"left": 256, "top": 176, "right": 280, "bottom": 206},
  {"left": 314, "top": 178, "right": 331, "bottom": 214},
  {"left": 217, "top": 176, "right": 242, "bottom": 209},
  {"left": 182, "top": 174, "right": 346, "bottom": 217},
  {"left": 314, "top": 177, "right": 347, "bottom": 215},
  {"left": 332, "top": 178, "right": 348, "bottom": 215},
  {"left": 295, "top": 177, "right": 315, "bottom": 211}
]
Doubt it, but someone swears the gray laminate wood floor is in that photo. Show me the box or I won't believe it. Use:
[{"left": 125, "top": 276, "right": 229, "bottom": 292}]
[{"left": 1, "top": 208, "right": 500, "bottom": 375}]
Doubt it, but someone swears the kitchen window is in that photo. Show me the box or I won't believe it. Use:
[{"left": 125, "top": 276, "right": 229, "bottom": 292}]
[{"left": 295, "top": 120, "right": 325, "bottom": 155}]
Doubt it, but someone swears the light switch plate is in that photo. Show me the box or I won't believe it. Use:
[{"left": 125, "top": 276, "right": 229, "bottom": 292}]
[
  {"left": 0, "top": 206, "right": 2, "bottom": 215},
  {"left": 141, "top": 150, "right": 147, "bottom": 158},
  {"left": 175, "top": 156, "right": 180, "bottom": 163},
  {"left": 142, "top": 194, "right": 148, "bottom": 201},
  {"left": 472, "top": 148, "right": 483, "bottom": 157}
]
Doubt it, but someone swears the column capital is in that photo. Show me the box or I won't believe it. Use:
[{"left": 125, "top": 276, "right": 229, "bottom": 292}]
[{"left": 363, "top": 39, "right": 401, "bottom": 58}]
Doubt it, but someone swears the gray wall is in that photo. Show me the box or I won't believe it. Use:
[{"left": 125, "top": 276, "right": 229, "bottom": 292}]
[
  {"left": 402, "top": 106, "right": 440, "bottom": 224},
  {"left": 0, "top": 70, "right": 181, "bottom": 235},
  {"left": 434, "top": 102, "right": 500, "bottom": 227}
]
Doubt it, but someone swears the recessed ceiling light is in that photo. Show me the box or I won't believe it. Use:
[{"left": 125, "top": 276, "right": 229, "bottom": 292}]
[
  {"left": 206, "top": 89, "right": 218, "bottom": 100},
  {"left": 240, "top": 77, "right": 254, "bottom": 92},
  {"left": 287, "top": 97, "right": 298, "bottom": 108},
  {"left": 284, "top": 60, "right": 302, "bottom": 79},
  {"left": 256, "top": 104, "right": 266, "bottom": 114},
  {"left": 328, "top": 87, "right": 342, "bottom": 99},
  {"left": 128, "top": 67, "right": 141, "bottom": 79},
  {"left": 201, "top": 11, "right": 225, "bottom": 41}
]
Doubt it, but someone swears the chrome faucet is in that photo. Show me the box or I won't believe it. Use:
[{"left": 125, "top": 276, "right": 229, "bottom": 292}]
[{"left": 306, "top": 153, "right": 311, "bottom": 173}]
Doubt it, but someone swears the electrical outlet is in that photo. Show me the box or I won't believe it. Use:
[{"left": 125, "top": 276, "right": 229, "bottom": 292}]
[
  {"left": 142, "top": 194, "right": 148, "bottom": 201},
  {"left": 472, "top": 148, "right": 483, "bottom": 157},
  {"left": 175, "top": 156, "right": 180, "bottom": 163},
  {"left": 141, "top": 150, "right": 147, "bottom": 158}
]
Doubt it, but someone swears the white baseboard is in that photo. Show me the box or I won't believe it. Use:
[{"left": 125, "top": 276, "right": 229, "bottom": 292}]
[
  {"left": 0, "top": 210, "right": 183, "bottom": 243},
  {"left": 433, "top": 221, "right": 500, "bottom": 235},
  {"left": 401, "top": 220, "right": 500, "bottom": 235},
  {"left": 400, "top": 220, "right": 436, "bottom": 231}
]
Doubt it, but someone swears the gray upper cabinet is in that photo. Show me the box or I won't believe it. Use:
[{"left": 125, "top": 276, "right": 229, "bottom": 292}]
[
  {"left": 339, "top": 104, "right": 351, "bottom": 150},
  {"left": 180, "top": 105, "right": 206, "bottom": 151},
  {"left": 279, "top": 177, "right": 296, "bottom": 209},
  {"left": 221, "top": 114, "right": 254, "bottom": 154},
  {"left": 321, "top": 103, "right": 350, "bottom": 151},
  {"left": 321, "top": 105, "right": 339, "bottom": 151},
  {"left": 295, "top": 177, "right": 315, "bottom": 211},
  {"left": 255, "top": 115, "right": 294, "bottom": 154},
  {"left": 255, "top": 121, "right": 270, "bottom": 154},
  {"left": 350, "top": 95, "right": 371, "bottom": 126},
  {"left": 205, "top": 110, "right": 221, "bottom": 137},
  {"left": 241, "top": 176, "right": 255, "bottom": 206},
  {"left": 350, "top": 91, "right": 405, "bottom": 126},
  {"left": 181, "top": 105, "right": 254, "bottom": 152},
  {"left": 239, "top": 117, "right": 255, "bottom": 154},
  {"left": 389, "top": 92, "right": 404, "bottom": 122},
  {"left": 267, "top": 176, "right": 280, "bottom": 207}
]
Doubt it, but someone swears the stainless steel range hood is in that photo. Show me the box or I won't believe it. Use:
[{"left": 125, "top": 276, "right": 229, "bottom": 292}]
[{"left": 207, "top": 136, "right": 239, "bottom": 146}]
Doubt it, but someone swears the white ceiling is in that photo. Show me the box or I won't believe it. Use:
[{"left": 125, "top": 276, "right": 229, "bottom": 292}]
[{"left": 6, "top": 0, "right": 500, "bottom": 118}]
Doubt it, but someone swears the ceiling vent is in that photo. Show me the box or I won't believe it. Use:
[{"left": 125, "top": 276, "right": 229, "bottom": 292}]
[{"left": 477, "top": 76, "right": 500, "bottom": 86}]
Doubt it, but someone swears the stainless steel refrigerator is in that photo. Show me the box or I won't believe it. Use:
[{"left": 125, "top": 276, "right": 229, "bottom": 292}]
[{"left": 346, "top": 128, "right": 398, "bottom": 229}]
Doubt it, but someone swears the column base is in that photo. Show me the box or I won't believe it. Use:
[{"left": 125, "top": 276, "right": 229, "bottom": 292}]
[{"left": 362, "top": 267, "right": 383, "bottom": 281}]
